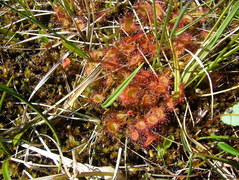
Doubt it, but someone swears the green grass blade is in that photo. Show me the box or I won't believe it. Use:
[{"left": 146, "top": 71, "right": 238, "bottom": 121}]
[
  {"left": 0, "top": 137, "right": 12, "bottom": 155},
  {"left": 203, "top": 158, "right": 228, "bottom": 180},
  {"left": 1, "top": 1, "right": 89, "bottom": 60},
  {"left": 38, "top": 29, "right": 49, "bottom": 43},
  {"left": 198, "top": 32, "right": 239, "bottom": 82},
  {"left": 152, "top": 0, "right": 161, "bottom": 67},
  {"left": 157, "top": 0, "right": 173, "bottom": 64},
  {"left": 62, "top": 41, "right": 89, "bottom": 59},
  {"left": 175, "top": 0, "right": 223, "bottom": 37},
  {"left": 167, "top": 32, "right": 181, "bottom": 93},
  {"left": 217, "top": 142, "right": 239, "bottom": 156},
  {"left": 54, "top": 0, "right": 75, "bottom": 17},
  {"left": 180, "top": 129, "right": 191, "bottom": 153},
  {"left": 2, "top": 158, "right": 12, "bottom": 180},
  {"left": 170, "top": 0, "right": 192, "bottom": 39},
  {"left": 186, "top": 154, "right": 193, "bottom": 180},
  {"left": 188, "top": 43, "right": 239, "bottom": 87},
  {"left": 0, "top": 28, "right": 15, "bottom": 37},
  {"left": 11, "top": 0, "right": 36, "bottom": 22},
  {"left": 197, "top": 135, "right": 238, "bottom": 141},
  {"left": 219, "top": 45, "right": 239, "bottom": 61},
  {"left": 200, "top": 0, "right": 239, "bottom": 59},
  {"left": 212, "top": 38, "right": 239, "bottom": 66},
  {"left": 0, "top": 84, "right": 61, "bottom": 147},
  {"left": 0, "top": 28, "right": 20, "bottom": 43},
  {"left": 196, "top": 153, "right": 239, "bottom": 169},
  {"left": 12, "top": 120, "right": 37, "bottom": 146},
  {"left": 102, "top": 63, "right": 144, "bottom": 109},
  {"left": 182, "top": 0, "right": 239, "bottom": 86},
  {"left": 0, "top": 75, "right": 13, "bottom": 112}
]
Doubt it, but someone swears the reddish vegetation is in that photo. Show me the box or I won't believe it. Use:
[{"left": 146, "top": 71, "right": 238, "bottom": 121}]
[
  {"left": 135, "top": 120, "right": 147, "bottom": 130},
  {"left": 145, "top": 107, "right": 166, "bottom": 126},
  {"left": 62, "top": 58, "right": 71, "bottom": 70},
  {"left": 97, "top": 65, "right": 179, "bottom": 147},
  {"left": 106, "top": 120, "right": 121, "bottom": 134},
  {"left": 134, "top": 1, "right": 164, "bottom": 26},
  {"left": 54, "top": 6, "right": 71, "bottom": 28},
  {"left": 88, "top": 35, "right": 183, "bottom": 146},
  {"left": 118, "top": 86, "right": 140, "bottom": 106},
  {"left": 92, "top": 94, "right": 105, "bottom": 104},
  {"left": 130, "top": 128, "right": 140, "bottom": 141},
  {"left": 80, "top": 0, "right": 207, "bottom": 147},
  {"left": 174, "top": 32, "right": 195, "bottom": 54},
  {"left": 121, "top": 14, "right": 139, "bottom": 34},
  {"left": 143, "top": 131, "right": 158, "bottom": 147},
  {"left": 141, "top": 92, "right": 157, "bottom": 107}
]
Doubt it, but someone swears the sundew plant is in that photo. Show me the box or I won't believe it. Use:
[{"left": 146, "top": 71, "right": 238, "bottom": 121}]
[{"left": 0, "top": 0, "right": 239, "bottom": 179}]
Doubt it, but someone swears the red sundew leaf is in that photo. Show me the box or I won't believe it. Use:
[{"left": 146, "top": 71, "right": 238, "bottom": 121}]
[
  {"left": 135, "top": 120, "right": 147, "bottom": 130},
  {"left": 106, "top": 120, "right": 121, "bottom": 134},
  {"left": 144, "top": 132, "right": 158, "bottom": 147},
  {"left": 130, "top": 129, "right": 140, "bottom": 141},
  {"left": 62, "top": 57, "right": 71, "bottom": 70}
]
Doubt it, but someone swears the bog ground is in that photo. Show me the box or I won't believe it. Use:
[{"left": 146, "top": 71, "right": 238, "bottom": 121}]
[{"left": 0, "top": 0, "right": 239, "bottom": 179}]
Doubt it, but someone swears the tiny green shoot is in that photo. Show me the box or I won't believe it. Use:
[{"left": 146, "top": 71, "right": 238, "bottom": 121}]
[{"left": 102, "top": 63, "right": 144, "bottom": 109}]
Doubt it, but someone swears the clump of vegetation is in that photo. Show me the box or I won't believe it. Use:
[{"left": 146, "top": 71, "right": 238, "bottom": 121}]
[
  {"left": 86, "top": 30, "right": 182, "bottom": 147},
  {"left": 0, "top": 0, "right": 239, "bottom": 179}
]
